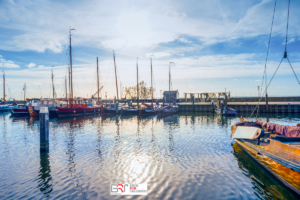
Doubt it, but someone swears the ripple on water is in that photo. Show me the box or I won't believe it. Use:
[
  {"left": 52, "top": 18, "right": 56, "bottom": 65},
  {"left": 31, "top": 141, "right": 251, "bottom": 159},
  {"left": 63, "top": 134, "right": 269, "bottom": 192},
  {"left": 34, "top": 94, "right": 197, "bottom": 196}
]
[{"left": 0, "top": 112, "right": 299, "bottom": 199}]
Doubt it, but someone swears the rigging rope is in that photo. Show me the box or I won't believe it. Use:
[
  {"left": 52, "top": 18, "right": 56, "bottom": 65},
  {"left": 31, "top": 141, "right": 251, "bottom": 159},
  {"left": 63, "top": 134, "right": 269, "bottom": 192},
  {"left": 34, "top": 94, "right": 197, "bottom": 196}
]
[
  {"left": 287, "top": 57, "right": 300, "bottom": 85},
  {"left": 260, "top": 0, "right": 277, "bottom": 96},
  {"left": 251, "top": 57, "right": 284, "bottom": 118},
  {"left": 252, "top": 0, "right": 299, "bottom": 119},
  {"left": 284, "top": 0, "right": 291, "bottom": 52}
]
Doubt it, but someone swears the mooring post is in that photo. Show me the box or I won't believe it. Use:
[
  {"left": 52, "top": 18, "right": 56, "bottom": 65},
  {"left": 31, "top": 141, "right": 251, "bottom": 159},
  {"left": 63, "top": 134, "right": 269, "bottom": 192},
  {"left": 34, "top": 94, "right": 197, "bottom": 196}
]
[
  {"left": 40, "top": 107, "right": 49, "bottom": 152},
  {"left": 192, "top": 94, "right": 195, "bottom": 111},
  {"left": 115, "top": 101, "right": 119, "bottom": 114},
  {"left": 265, "top": 93, "right": 269, "bottom": 112}
]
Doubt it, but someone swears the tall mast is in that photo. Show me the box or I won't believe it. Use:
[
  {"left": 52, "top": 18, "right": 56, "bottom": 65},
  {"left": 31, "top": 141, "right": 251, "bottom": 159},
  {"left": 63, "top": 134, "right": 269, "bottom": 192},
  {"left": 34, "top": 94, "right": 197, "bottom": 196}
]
[
  {"left": 151, "top": 57, "right": 153, "bottom": 108},
  {"left": 169, "top": 63, "right": 171, "bottom": 105},
  {"left": 137, "top": 58, "right": 139, "bottom": 108},
  {"left": 51, "top": 67, "right": 55, "bottom": 99},
  {"left": 23, "top": 83, "right": 26, "bottom": 106},
  {"left": 68, "top": 65, "right": 70, "bottom": 99},
  {"left": 169, "top": 62, "right": 174, "bottom": 106},
  {"left": 65, "top": 76, "right": 67, "bottom": 99},
  {"left": 69, "top": 28, "right": 75, "bottom": 99},
  {"left": 113, "top": 50, "right": 119, "bottom": 100},
  {"left": 2, "top": 70, "right": 5, "bottom": 102},
  {"left": 69, "top": 29, "right": 73, "bottom": 99},
  {"left": 97, "top": 57, "right": 100, "bottom": 105}
]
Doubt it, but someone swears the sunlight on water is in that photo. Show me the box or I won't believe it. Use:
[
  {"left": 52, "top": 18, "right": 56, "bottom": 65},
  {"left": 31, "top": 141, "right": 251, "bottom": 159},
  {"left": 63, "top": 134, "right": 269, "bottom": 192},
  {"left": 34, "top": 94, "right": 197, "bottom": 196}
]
[{"left": 0, "top": 112, "right": 299, "bottom": 199}]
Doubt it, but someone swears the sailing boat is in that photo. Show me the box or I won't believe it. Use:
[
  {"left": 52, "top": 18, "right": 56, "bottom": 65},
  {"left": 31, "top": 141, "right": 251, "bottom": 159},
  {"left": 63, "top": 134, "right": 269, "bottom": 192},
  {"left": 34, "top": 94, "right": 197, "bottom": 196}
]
[
  {"left": 103, "top": 51, "right": 122, "bottom": 114},
  {"left": 141, "top": 55, "right": 159, "bottom": 115},
  {"left": 0, "top": 70, "right": 18, "bottom": 111},
  {"left": 121, "top": 58, "right": 140, "bottom": 115},
  {"left": 158, "top": 62, "right": 179, "bottom": 116},
  {"left": 56, "top": 29, "right": 102, "bottom": 117},
  {"left": 11, "top": 83, "right": 29, "bottom": 116}
]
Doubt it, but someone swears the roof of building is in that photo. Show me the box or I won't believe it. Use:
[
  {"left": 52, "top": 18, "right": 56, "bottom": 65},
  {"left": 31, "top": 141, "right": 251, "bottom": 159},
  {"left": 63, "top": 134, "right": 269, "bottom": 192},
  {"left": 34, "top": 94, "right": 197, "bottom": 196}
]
[{"left": 163, "top": 90, "right": 179, "bottom": 95}]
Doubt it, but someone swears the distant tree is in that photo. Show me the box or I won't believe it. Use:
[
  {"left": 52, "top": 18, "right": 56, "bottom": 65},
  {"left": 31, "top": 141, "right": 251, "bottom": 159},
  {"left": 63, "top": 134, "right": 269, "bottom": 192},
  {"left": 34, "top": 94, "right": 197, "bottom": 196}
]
[{"left": 123, "top": 81, "right": 155, "bottom": 99}]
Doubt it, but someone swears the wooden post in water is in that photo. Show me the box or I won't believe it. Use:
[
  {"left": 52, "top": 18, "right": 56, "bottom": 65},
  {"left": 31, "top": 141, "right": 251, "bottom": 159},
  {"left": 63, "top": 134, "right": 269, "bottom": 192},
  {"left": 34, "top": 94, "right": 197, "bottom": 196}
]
[
  {"left": 40, "top": 107, "right": 49, "bottom": 152},
  {"left": 191, "top": 94, "right": 195, "bottom": 111}
]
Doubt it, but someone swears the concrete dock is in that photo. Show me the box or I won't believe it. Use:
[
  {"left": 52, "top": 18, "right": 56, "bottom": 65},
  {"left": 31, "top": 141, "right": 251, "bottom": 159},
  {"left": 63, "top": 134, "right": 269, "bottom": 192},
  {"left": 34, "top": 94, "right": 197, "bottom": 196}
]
[{"left": 178, "top": 102, "right": 300, "bottom": 113}]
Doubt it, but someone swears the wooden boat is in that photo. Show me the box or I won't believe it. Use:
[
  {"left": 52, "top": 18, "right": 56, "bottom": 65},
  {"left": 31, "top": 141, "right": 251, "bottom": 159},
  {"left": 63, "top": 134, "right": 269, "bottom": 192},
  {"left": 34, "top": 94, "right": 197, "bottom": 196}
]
[
  {"left": 55, "top": 30, "right": 102, "bottom": 117},
  {"left": 11, "top": 105, "right": 29, "bottom": 116},
  {"left": 231, "top": 118, "right": 300, "bottom": 196},
  {"left": 56, "top": 99, "right": 102, "bottom": 117},
  {"left": 158, "top": 62, "right": 179, "bottom": 117},
  {"left": 214, "top": 94, "right": 236, "bottom": 115}
]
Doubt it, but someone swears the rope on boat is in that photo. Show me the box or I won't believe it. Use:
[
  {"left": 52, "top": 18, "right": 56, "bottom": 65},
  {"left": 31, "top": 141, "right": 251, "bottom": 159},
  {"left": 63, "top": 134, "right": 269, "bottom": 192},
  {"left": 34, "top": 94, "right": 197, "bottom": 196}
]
[{"left": 251, "top": 58, "right": 284, "bottom": 118}]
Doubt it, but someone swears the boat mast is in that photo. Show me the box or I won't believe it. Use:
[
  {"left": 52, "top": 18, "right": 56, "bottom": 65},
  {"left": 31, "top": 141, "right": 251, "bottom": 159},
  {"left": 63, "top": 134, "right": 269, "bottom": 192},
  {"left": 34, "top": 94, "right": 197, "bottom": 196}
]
[
  {"left": 69, "top": 28, "right": 75, "bottom": 99},
  {"left": 69, "top": 29, "right": 73, "bottom": 99},
  {"left": 65, "top": 76, "right": 67, "bottom": 99},
  {"left": 169, "top": 62, "right": 174, "bottom": 106},
  {"left": 51, "top": 67, "right": 55, "bottom": 99},
  {"left": 23, "top": 83, "right": 26, "bottom": 106},
  {"left": 151, "top": 56, "right": 153, "bottom": 108},
  {"left": 2, "top": 70, "right": 5, "bottom": 102},
  {"left": 68, "top": 65, "right": 70, "bottom": 99},
  {"left": 169, "top": 63, "right": 171, "bottom": 106},
  {"left": 113, "top": 50, "right": 119, "bottom": 100},
  {"left": 97, "top": 57, "right": 100, "bottom": 105},
  {"left": 137, "top": 58, "right": 139, "bottom": 108}
]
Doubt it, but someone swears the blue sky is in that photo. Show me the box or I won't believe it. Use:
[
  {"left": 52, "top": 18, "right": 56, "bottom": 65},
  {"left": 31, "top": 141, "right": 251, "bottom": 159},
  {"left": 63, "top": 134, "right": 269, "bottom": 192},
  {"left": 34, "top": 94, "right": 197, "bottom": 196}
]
[{"left": 0, "top": 0, "right": 300, "bottom": 100}]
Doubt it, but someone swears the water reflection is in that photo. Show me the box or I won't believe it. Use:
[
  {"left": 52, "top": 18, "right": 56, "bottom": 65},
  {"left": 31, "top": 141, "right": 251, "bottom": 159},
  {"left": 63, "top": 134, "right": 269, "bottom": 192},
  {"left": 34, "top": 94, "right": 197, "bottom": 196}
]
[
  {"left": 95, "top": 116, "right": 103, "bottom": 163},
  {"left": 1, "top": 112, "right": 300, "bottom": 199},
  {"left": 113, "top": 116, "right": 121, "bottom": 163},
  {"left": 38, "top": 152, "right": 53, "bottom": 197}
]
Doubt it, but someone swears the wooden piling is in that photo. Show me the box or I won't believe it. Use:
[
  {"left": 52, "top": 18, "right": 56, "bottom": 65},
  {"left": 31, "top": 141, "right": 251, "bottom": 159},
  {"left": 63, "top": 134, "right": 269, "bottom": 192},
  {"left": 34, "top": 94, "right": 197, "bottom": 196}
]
[{"left": 40, "top": 107, "right": 49, "bottom": 152}]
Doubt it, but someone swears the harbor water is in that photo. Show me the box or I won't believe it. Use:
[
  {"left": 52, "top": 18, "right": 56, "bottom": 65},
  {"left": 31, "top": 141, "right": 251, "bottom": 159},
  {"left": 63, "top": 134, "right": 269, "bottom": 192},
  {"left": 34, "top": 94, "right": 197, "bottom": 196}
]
[{"left": 0, "top": 112, "right": 299, "bottom": 199}]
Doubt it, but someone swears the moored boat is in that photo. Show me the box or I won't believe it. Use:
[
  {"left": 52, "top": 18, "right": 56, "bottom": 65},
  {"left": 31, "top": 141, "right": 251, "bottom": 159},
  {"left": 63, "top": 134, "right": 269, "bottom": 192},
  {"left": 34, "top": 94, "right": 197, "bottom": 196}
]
[
  {"left": 231, "top": 117, "right": 300, "bottom": 196},
  {"left": 158, "top": 62, "right": 179, "bottom": 117},
  {"left": 11, "top": 105, "right": 29, "bottom": 116}
]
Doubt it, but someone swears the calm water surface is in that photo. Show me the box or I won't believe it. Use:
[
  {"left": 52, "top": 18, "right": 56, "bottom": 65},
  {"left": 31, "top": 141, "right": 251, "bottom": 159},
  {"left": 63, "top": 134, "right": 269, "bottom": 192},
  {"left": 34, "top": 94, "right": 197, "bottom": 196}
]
[{"left": 0, "top": 112, "right": 299, "bottom": 199}]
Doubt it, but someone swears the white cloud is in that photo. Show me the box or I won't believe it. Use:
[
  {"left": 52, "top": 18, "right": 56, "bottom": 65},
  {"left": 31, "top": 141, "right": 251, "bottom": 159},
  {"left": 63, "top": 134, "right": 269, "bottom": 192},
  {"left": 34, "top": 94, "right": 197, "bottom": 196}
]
[
  {"left": 38, "top": 65, "right": 45, "bottom": 69},
  {"left": 0, "top": 0, "right": 298, "bottom": 54},
  {"left": 178, "top": 38, "right": 190, "bottom": 43},
  {"left": 26, "top": 63, "right": 36, "bottom": 68},
  {"left": 0, "top": 55, "right": 19, "bottom": 68}
]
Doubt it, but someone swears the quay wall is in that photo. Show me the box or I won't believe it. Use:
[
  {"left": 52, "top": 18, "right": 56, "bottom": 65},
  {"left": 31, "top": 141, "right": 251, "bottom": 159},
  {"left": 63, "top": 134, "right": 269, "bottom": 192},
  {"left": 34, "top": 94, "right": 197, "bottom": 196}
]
[{"left": 178, "top": 102, "right": 300, "bottom": 114}]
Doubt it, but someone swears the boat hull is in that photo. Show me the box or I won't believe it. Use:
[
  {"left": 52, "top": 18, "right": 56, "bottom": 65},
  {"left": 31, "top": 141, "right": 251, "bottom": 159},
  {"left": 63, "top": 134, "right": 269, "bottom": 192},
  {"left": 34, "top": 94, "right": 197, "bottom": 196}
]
[
  {"left": 56, "top": 107, "right": 102, "bottom": 117},
  {"left": 141, "top": 109, "right": 158, "bottom": 115},
  {"left": 235, "top": 139, "right": 300, "bottom": 196},
  {"left": 158, "top": 106, "right": 179, "bottom": 117},
  {"left": 10, "top": 108, "right": 29, "bottom": 116},
  {"left": 121, "top": 109, "right": 139, "bottom": 115}
]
